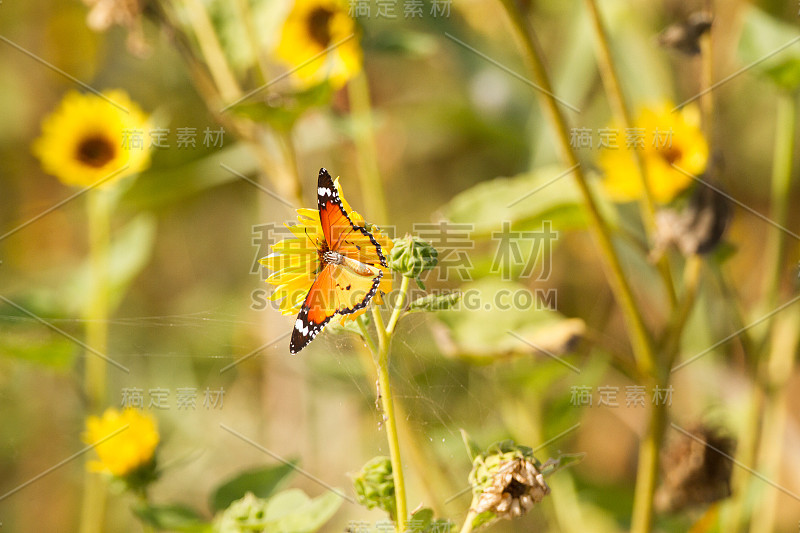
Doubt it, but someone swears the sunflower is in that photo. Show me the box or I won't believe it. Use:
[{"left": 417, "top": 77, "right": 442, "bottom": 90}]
[
  {"left": 599, "top": 102, "right": 708, "bottom": 204},
  {"left": 276, "top": 0, "right": 362, "bottom": 88},
  {"left": 84, "top": 407, "right": 159, "bottom": 478},
  {"left": 32, "top": 90, "right": 151, "bottom": 188},
  {"left": 260, "top": 177, "right": 392, "bottom": 323}
]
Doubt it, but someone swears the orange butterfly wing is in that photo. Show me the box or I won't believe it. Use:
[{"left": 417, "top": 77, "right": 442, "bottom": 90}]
[{"left": 289, "top": 169, "right": 386, "bottom": 354}]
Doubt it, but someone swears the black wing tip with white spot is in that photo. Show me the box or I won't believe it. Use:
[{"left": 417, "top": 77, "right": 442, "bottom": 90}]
[{"left": 289, "top": 306, "right": 331, "bottom": 355}]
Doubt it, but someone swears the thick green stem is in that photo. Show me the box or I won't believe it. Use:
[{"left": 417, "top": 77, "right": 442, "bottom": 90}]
[
  {"left": 749, "top": 311, "right": 799, "bottom": 533},
  {"left": 747, "top": 93, "right": 798, "bottom": 533},
  {"left": 761, "top": 93, "right": 795, "bottom": 318},
  {"left": 347, "top": 71, "right": 390, "bottom": 224},
  {"left": 630, "top": 384, "right": 667, "bottom": 533},
  {"left": 497, "top": 0, "right": 656, "bottom": 380},
  {"left": 79, "top": 189, "right": 112, "bottom": 533},
  {"left": 458, "top": 509, "right": 478, "bottom": 533},
  {"left": 727, "top": 91, "right": 797, "bottom": 533},
  {"left": 583, "top": 0, "right": 676, "bottom": 307},
  {"left": 371, "top": 298, "right": 409, "bottom": 532},
  {"left": 496, "top": 6, "right": 662, "bottom": 525},
  {"left": 182, "top": 0, "right": 241, "bottom": 103}
]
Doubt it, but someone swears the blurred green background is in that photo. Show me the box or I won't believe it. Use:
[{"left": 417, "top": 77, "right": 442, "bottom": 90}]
[{"left": 1, "top": 0, "right": 800, "bottom": 531}]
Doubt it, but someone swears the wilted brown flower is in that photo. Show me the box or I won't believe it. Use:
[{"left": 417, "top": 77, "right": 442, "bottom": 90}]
[
  {"left": 473, "top": 457, "right": 550, "bottom": 520},
  {"left": 655, "top": 425, "right": 735, "bottom": 513},
  {"left": 83, "top": 0, "right": 148, "bottom": 56},
  {"left": 652, "top": 178, "right": 730, "bottom": 258},
  {"left": 658, "top": 11, "right": 713, "bottom": 56}
]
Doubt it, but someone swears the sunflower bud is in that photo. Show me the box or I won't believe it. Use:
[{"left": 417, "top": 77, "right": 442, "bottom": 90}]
[
  {"left": 214, "top": 492, "right": 268, "bottom": 533},
  {"left": 352, "top": 456, "right": 396, "bottom": 517},
  {"left": 389, "top": 236, "right": 438, "bottom": 288},
  {"left": 469, "top": 441, "right": 549, "bottom": 521}
]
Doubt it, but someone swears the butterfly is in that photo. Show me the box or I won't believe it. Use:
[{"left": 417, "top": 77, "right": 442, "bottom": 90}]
[{"left": 290, "top": 168, "right": 387, "bottom": 354}]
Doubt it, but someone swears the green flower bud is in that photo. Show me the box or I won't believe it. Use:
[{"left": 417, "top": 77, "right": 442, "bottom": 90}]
[
  {"left": 352, "top": 456, "right": 396, "bottom": 517},
  {"left": 213, "top": 492, "right": 268, "bottom": 533},
  {"left": 468, "top": 441, "right": 549, "bottom": 521},
  {"left": 388, "top": 236, "right": 438, "bottom": 288}
]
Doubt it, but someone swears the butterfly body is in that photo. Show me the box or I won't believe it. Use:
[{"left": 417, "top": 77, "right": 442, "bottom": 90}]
[{"left": 289, "top": 168, "right": 387, "bottom": 354}]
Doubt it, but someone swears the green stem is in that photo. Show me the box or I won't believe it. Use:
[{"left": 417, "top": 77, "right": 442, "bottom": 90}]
[
  {"left": 749, "top": 311, "right": 799, "bottom": 533},
  {"left": 496, "top": 0, "right": 656, "bottom": 377},
  {"left": 630, "top": 384, "right": 667, "bottom": 533},
  {"left": 356, "top": 315, "right": 378, "bottom": 354},
  {"left": 347, "top": 71, "right": 390, "bottom": 224},
  {"left": 371, "top": 302, "right": 409, "bottom": 532},
  {"left": 386, "top": 276, "right": 410, "bottom": 335},
  {"left": 662, "top": 256, "right": 702, "bottom": 368},
  {"left": 583, "top": 0, "right": 676, "bottom": 307},
  {"left": 233, "top": 0, "right": 271, "bottom": 85},
  {"left": 136, "top": 490, "right": 156, "bottom": 533},
  {"left": 761, "top": 93, "right": 795, "bottom": 320},
  {"left": 458, "top": 509, "right": 478, "bottom": 533},
  {"left": 79, "top": 189, "right": 112, "bottom": 533},
  {"left": 747, "top": 92, "right": 798, "bottom": 533},
  {"left": 277, "top": 130, "right": 305, "bottom": 206},
  {"left": 354, "top": 319, "right": 453, "bottom": 517},
  {"left": 182, "top": 0, "right": 241, "bottom": 103},
  {"left": 727, "top": 91, "right": 797, "bottom": 533}
]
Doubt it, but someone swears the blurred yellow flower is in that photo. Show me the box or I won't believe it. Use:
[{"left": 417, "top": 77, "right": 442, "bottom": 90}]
[
  {"left": 84, "top": 408, "right": 159, "bottom": 477},
  {"left": 599, "top": 103, "right": 708, "bottom": 204},
  {"left": 261, "top": 177, "right": 392, "bottom": 323},
  {"left": 33, "top": 90, "right": 151, "bottom": 188},
  {"left": 276, "top": 0, "right": 362, "bottom": 88}
]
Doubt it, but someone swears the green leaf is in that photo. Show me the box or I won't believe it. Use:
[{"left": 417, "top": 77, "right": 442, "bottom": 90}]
[
  {"left": 441, "top": 165, "right": 615, "bottom": 238},
  {"left": 406, "top": 507, "right": 455, "bottom": 532},
  {"left": 408, "top": 291, "right": 462, "bottom": 312},
  {"left": 460, "top": 429, "right": 482, "bottom": 462},
  {"left": 0, "top": 332, "right": 75, "bottom": 370},
  {"left": 262, "top": 489, "right": 342, "bottom": 533},
  {"left": 210, "top": 462, "right": 298, "bottom": 512},
  {"left": 738, "top": 6, "right": 800, "bottom": 91},
  {"left": 134, "top": 503, "right": 210, "bottom": 533},
  {"left": 470, "top": 510, "right": 496, "bottom": 530},
  {"left": 539, "top": 452, "right": 587, "bottom": 478},
  {"left": 325, "top": 318, "right": 365, "bottom": 337},
  {"left": 367, "top": 29, "right": 439, "bottom": 57},
  {"left": 122, "top": 143, "right": 261, "bottom": 210},
  {"left": 434, "top": 278, "right": 585, "bottom": 362},
  {"left": 228, "top": 83, "right": 334, "bottom": 131}
]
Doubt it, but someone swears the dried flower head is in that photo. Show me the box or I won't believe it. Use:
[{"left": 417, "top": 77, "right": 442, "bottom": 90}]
[
  {"left": 655, "top": 425, "right": 735, "bottom": 513},
  {"left": 658, "top": 11, "right": 713, "bottom": 56},
  {"left": 653, "top": 178, "right": 730, "bottom": 258},
  {"left": 82, "top": 0, "right": 148, "bottom": 56},
  {"left": 469, "top": 441, "right": 550, "bottom": 521}
]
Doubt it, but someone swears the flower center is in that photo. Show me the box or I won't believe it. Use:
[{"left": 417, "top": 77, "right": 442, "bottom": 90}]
[
  {"left": 659, "top": 145, "right": 683, "bottom": 165},
  {"left": 76, "top": 134, "right": 116, "bottom": 168},
  {"left": 505, "top": 478, "right": 528, "bottom": 499},
  {"left": 307, "top": 7, "right": 334, "bottom": 48}
]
